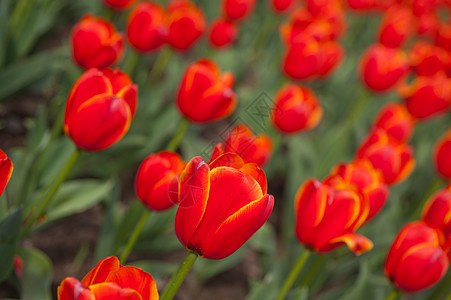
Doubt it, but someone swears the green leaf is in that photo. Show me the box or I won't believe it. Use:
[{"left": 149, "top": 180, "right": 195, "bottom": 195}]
[
  {"left": 0, "top": 207, "right": 22, "bottom": 282},
  {"left": 18, "top": 248, "right": 53, "bottom": 300}
]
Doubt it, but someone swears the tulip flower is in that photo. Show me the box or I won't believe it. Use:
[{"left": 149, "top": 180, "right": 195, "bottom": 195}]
[
  {"left": 223, "top": 0, "right": 257, "bottom": 21},
  {"left": 294, "top": 179, "right": 373, "bottom": 254},
  {"left": 422, "top": 185, "right": 451, "bottom": 239},
  {"left": 401, "top": 73, "right": 451, "bottom": 119},
  {"left": 435, "top": 129, "right": 451, "bottom": 180},
  {"left": 272, "top": 84, "right": 323, "bottom": 134},
  {"left": 58, "top": 256, "right": 159, "bottom": 299},
  {"left": 359, "top": 44, "right": 409, "bottom": 92},
  {"left": 64, "top": 68, "right": 137, "bottom": 152},
  {"left": 409, "top": 41, "right": 448, "bottom": 77},
  {"left": 270, "top": 0, "right": 296, "bottom": 13},
  {"left": 135, "top": 151, "right": 186, "bottom": 211},
  {"left": 0, "top": 149, "right": 13, "bottom": 198},
  {"left": 208, "top": 18, "right": 238, "bottom": 49},
  {"left": 373, "top": 103, "right": 415, "bottom": 143},
  {"left": 324, "top": 159, "right": 389, "bottom": 222},
  {"left": 378, "top": 5, "right": 413, "bottom": 48},
  {"left": 357, "top": 129, "right": 415, "bottom": 185},
  {"left": 127, "top": 2, "right": 167, "bottom": 53},
  {"left": 435, "top": 22, "right": 451, "bottom": 51},
  {"left": 209, "top": 124, "right": 273, "bottom": 167},
  {"left": 417, "top": 12, "right": 439, "bottom": 38},
  {"left": 385, "top": 221, "right": 449, "bottom": 292},
  {"left": 103, "top": 0, "right": 137, "bottom": 10},
  {"left": 166, "top": 0, "right": 206, "bottom": 50},
  {"left": 71, "top": 14, "right": 124, "bottom": 69},
  {"left": 175, "top": 154, "right": 274, "bottom": 259},
  {"left": 176, "top": 59, "right": 237, "bottom": 123}
]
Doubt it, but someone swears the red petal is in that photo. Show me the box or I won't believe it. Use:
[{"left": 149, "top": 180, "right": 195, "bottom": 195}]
[
  {"left": 324, "top": 233, "right": 373, "bottom": 255},
  {"left": 81, "top": 256, "right": 120, "bottom": 287},
  {"left": 58, "top": 277, "right": 95, "bottom": 300},
  {"left": 0, "top": 149, "right": 13, "bottom": 198},
  {"left": 105, "top": 266, "right": 159, "bottom": 300},
  {"left": 89, "top": 283, "right": 142, "bottom": 300},
  {"left": 239, "top": 163, "right": 267, "bottom": 194},
  {"left": 208, "top": 152, "right": 244, "bottom": 170}
]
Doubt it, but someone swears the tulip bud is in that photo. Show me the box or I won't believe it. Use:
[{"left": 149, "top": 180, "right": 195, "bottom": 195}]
[
  {"left": 175, "top": 154, "right": 274, "bottom": 259},
  {"left": 127, "top": 2, "right": 167, "bottom": 53},
  {"left": 357, "top": 129, "right": 415, "bottom": 185},
  {"left": 378, "top": 5, "right": 413, "bottom": 48},
  {"left": 373, "top": 103, "right": 415, "bottom": 142},
  {"left": 0, "top": 149, "right": 13, "bottom": 198},
  {"left": 103, "top": 0, "right": 137, "bottom": 10},
  {"left": 294, "top": 179, "right": 373, "bottom": 254},
  {"left": 64, "top": 68, "right": 137, "bottom": 152},
  {"left": 209, "top": 18, "right": 238, "bottom": 49},
  {"left": 435, "top": 129, "right": 451, "bottom": 180},
  {"left": 385, "top": 221, "right": 449, "bottom": 292},
  {"left": 272, "top": 84, "right": 323, "bottom": 134},
  {"left": 71, "top": 14, "right": 124, "bottom": 69},
  {"left": 58, "top": 256, "right": 159, "bottom": 300},
  {"left": 209, "top": 124, "right": 273, "bottom": 167},
  {"left": 167, "top": 0, "right": 206, "bottom": 50},
  {"left": 270, "top": 0, "right": 296, "bottom": 13},
  {"left": 223, "top": 0, "right": 257, "bottom": 21},
  {"left": 135, "top": 151, "right": 186, "bottom": 211},
  {"left": 422, "top": 185, "right": 451, "bottom": 239},
  {"left": 359, "top": 44, "right": 409, "bottom": 92},
  {"left": 176, "top": 59, "right": 237, "bottom": 123},
  {"left": 409, "top": 41, "right": 448, "bottom": 77}
]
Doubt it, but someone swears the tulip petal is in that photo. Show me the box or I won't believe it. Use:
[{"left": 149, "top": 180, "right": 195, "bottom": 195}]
[
  {"left": 0, "top": 149, "right": 13, "bottom": 198},
  {"left": 58, "top": 277, "right": 95, "bottom": 300},
  {"left": 105, "top": 266, "right": 159, "bottom": 300},
  {"left": 81, "top": 256, "right": 120, "bottom": 287},
  {"left": 208, "top": 152, "right": 244, "bottom": 170},
  {"left": 325, "top": 233, "right": 374, "bottom": 255},
  {"left": 89, "top": 283, "right": 142, "bottom": 300},
  {"left": 239, "top": 163, "right": 267, "bottom": 194}
]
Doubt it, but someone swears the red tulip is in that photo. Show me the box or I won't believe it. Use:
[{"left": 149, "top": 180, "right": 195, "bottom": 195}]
[
  {"left": 103, "top": 0, "right": 137, "bottom": 10},
  {"left": 209, "top": 18, "right": 238, "bottom": 49},
  {"left": 435, "top": 129, "right": 451, "bottom": 180},
  {"left": 175, "top": 154, "right": 274, "bottom": 259},
  {"left": 409, "top": 41, "right": 449, "bottom": 77},
  {"left": 223, "top": 0, "right": 257, "bottom": 21},
  {"left": 176, "top": 59, "right": 237, "bottom": 123},
  {"left": 13, "top": 255, "right": 22, "bottom": 279},
  {"left": 167, "top": 0, "right": 206, "bottom": 50},
  {"left": 417, "top": 12, "right": 439, "bottom": 38},
  {"left": 64, "top": 68, "right": 137, "bottom": 151},
  {"left": 435, "top": 21, "right": 451, "bottom": 51},
  {"left": 209, "top": 124, "right": 273, "bottom": 167},
  {"left": 324, "top": 159, "right": 389, "bottom": 222},
  {"left": 135, "top": 151, "right": 186, "bottom": 211},
  {"left": 71, "top": 14, "right": 124, "bottom": 69},
  {"left": 401, "top": 73, "right": 451, "bottom": 119},
  {"left": 272, "top": 84, "right": 323, "bottom": 134},
  {"left": 357, "top": 129, "right": 415, "bottom": 185},
  {"left": 58, "top": 256, "right": 159, "bottom": 300},
  {"left": 378, "top": 6, "right": 413, "bottom": 48},
  {"left": 359, "top": 44, "right": 409, "bottom": 92},
  {"left": 127, "top": 2, "right": 167, "bottom": 53},
  {"left": 0, "top": 149, "right": 13, "bottom": 199},
  {"left": 270, "top": 0, "right": 296, "bottom": 13},
  {"left": 294, "top": 179, "right": 373, "bottom": 254},
  {"left": 373, "top": 103, "right": 415, "bottom": 143},
  {"left": 385, "top": 221, "right": 449, "bottom": 292},
  {"left": 423, "top": 185, "right": 451, "bottom": 239}
]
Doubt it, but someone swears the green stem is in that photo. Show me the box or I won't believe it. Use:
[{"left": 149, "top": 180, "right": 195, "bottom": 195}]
[
  {"left": 119, "top": 209, "right": 151, "bottom": 264},
  {"left": 385, "top": 288, "right": 402, "bottom": 300},
  {"left": 302, "top": 254, "right": 326, "bottom": 287},
  {"left": 166, "top": 119, "right": 190, "bottom": 152},
  {"left": 21, "top": 148, "right": 80, "bottom": 238},
  {"left": 410, "top": 177, "right": 443, "bottom": 220},
  {"left": 276, "top": 249, "right": 311, "bottom": 300},
  {"left": 160, "top": 252, "right": 198, "bottom": 300},
  {"left": 122, "top": 50, "right": 140, "bottom": 75},
  {"left": 148, "top": 47, "right": 172, "bottom": 84}
]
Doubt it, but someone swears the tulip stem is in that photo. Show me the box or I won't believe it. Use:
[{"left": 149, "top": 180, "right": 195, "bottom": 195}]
[
  {"left": 276, "top": 249, "right": 311, "bottom": 300},
  {"left": 149, "top": 47, "right": 172, "bottom": 84},
  {"left": 160, "top": 251, "right": 198, "bottom": 300},
  {"left": 166, "top": 118, "right": 190, "bottom": 152},
  {"left": 21, "top": 147, "right": 80, "bottom": 238},
  {"left": 119, "top": 209, "right": 151, "bottom": 264},
  {"left": 385, "top": 288, "right": 402, "bottom": 300}
]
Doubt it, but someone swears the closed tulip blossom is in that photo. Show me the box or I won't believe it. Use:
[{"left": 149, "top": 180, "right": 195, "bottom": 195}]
[
  {"left": 435, "top": 129, "right": 451, "bottom": 179},
  {"left": 58, "top": 256, "right": 159, "bottom": 300},
  {"left": 166, "top": 0, "right": 206, "bottom": 50},
  {"left": 385, "top": 221, "right": 449, "bottom": 292},
  {"left": 0, "top": 149, "right": 13, "bottom": 198},
  {"left": 176, "top": 59, "right": 237, "bottom": 123},
  {"left": 223, "top": 0, "right": 257, "bottom": 21},
  {"left": 103, "top": 0, "right": 137, "bottom": 10},
  {"left": 357, "top": 128, "right": 415, "bottom": 185},
  {"left": 135, "top": 151, "right": 186, "bottom": 211},
  {"left": 71, "top": 15, "right": 124, "bottom": 69},
  {"left": 295, "top": 179, "right": 373, "bottom": 254},
  {"left": 209, "top": 124, "right": 273, "bottom": 167},
  {"left": 272, "top": 84, "right": 323, "bottom": 134},
  {"left": 175, "top": 153, "right": 274, "bottom": 259},
  {"left": 378, "top": 5, "right": 413, "bottom": 48},
  {"left": 64, "top": 68, "right": 137, "bottom": 152},
  {"left": 209, "top": 18, "right": 238, "bottom": 49},
  {"left": 373, "top": 102, "right": 415, "bottom": 143},
  {"left": 422, "top": 185, "right": 451, "bottom": 239},
  {"left": 127, "top": 2, "right": 168, "bottom": 53},
  {"left": 359, "top": 44, "right": 409, "bottom": 92},
  {"left": 409, "top": 41, "right": 448, "bottom": 77}
]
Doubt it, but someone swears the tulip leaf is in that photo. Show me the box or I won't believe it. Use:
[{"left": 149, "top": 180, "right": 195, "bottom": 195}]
[
  {"left": 17, "top": 247, "right": 53, "bottom": 300},
  {"left": 0, "top": 207, "right": 23, "bottom": 282}
]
